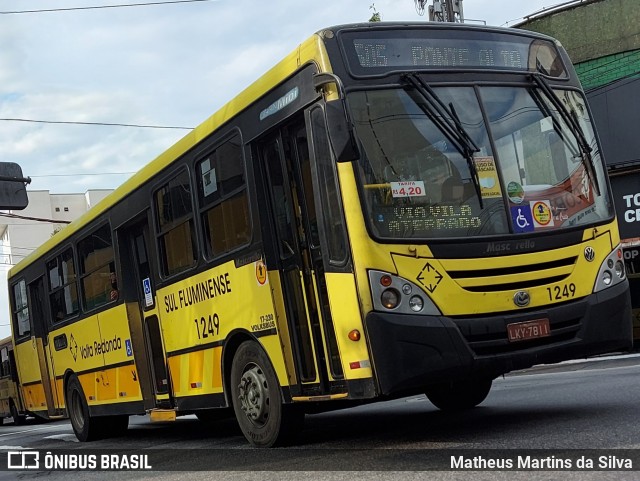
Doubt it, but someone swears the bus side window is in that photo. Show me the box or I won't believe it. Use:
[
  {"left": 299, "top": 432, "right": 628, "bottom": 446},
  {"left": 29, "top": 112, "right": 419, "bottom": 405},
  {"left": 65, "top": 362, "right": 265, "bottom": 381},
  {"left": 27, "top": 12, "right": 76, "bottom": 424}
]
[
  {"left": 12, "top": 280, "right": 31, "bottom": 338},
  {"left": 196, "top": 133, "right": 251, "bottom": 258},
  {"left": 0, "top": 347, "right": 9, "bottom": 378},
  {"left": 78, "top": 224, "right": 117, "bottom": 310},
  {"left": 47, "top": 248, "right": 80, "bottom": 323},
  {"left": 154, "top": 168, "right": 197, "bottom": 276}
]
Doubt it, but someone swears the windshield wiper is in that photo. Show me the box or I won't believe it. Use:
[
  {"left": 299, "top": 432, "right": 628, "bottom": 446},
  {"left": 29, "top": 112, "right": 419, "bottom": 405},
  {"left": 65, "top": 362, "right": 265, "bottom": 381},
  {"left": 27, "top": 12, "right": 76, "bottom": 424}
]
[
  {"left": 531, "top": 74, "right": 600, "bottom": 196},
  {"left": 402, "top": 73, "right": 483, "bottom": 208},
  {"left": 529, "top": 87, "right": 581, "bottom": 160}
]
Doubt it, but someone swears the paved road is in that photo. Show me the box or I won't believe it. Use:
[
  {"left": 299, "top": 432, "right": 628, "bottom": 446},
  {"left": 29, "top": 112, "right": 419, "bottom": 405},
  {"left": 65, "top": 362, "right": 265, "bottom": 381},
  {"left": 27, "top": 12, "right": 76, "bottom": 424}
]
[{"left": 1, "top": 355, "right": 639, "bottom": 480}]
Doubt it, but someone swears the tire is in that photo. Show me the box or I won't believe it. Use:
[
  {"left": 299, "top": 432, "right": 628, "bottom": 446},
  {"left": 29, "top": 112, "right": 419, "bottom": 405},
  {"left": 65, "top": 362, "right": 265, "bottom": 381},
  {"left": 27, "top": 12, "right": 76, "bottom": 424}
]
[
  {"left": 9, "top": 401, "right": 25, "bottom": 426},
  {"left": 426, "top": 378, "right": 493, "bottom": 411},
  {"left": 230, "top": 341, "right": 303, "bottom": 447},
  {"left": 66, "top": 375, "right": 102, "bottom": 441}
]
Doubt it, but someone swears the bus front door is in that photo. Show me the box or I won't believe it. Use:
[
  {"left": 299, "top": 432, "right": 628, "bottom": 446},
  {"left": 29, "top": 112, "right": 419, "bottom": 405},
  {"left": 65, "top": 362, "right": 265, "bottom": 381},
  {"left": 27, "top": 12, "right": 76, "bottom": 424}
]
[
  {"left": 120, "top": 220, "right": 171, "bottom": 410},
  {"left": 258, "top": 116, "right": 345, "bottom": 398}
]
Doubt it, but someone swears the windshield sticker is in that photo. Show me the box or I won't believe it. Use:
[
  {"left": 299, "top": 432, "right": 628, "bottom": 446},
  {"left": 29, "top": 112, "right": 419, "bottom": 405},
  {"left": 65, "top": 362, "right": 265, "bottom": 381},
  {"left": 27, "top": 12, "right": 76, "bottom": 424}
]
[
  {"left": 390, "top": 181, "right": 426, "bottom": 198},
  {"left": 531, "top": 200, "right": 555, "bottom": 228},
  {"left": 505, "top": 166, "right": 596, "bottom": 229},
  {"left": 507, "top": 181, "right": 525, "bottom": 204},
  {"left": 473, "top": 157, "right": 502, "bottom": 199},
  {"left": 510, "top": 206, "right": 534, "bottom": 233}
]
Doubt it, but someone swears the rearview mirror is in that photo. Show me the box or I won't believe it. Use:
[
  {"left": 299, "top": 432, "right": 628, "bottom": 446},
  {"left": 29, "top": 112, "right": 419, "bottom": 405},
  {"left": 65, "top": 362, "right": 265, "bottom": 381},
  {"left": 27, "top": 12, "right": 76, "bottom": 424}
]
[
  {"left": 325, "top": 99, "right": 358, "bottom": 163},
  {"left": 0, "top": 162, "right": 30, "bottom": 210}
]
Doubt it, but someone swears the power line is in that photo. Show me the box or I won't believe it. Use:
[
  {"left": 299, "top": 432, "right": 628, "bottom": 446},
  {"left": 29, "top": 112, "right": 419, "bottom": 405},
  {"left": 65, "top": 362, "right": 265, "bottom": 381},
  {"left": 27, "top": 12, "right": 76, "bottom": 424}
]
[
  {"left": 0, "top": 118, "right": 193, "bottom": 130},
  {"left": 0, "top": 212, "right": 71, "bottom": 225},
  {"left": 0, "top": 0, "right": 214, "bottom": 15},
  {"left": 29, "top": 172, "right": 136, "bottom": 178}
]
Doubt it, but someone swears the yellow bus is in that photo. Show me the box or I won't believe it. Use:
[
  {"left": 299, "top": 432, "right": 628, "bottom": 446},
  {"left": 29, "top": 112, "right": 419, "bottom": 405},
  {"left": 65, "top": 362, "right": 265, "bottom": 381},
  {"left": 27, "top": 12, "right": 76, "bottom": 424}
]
[
  {"left": 8, "top": 22, "right": 632, "bottom": 446},
  {"left": 0, "top": 337, "right": 26, "bottom": 425}
]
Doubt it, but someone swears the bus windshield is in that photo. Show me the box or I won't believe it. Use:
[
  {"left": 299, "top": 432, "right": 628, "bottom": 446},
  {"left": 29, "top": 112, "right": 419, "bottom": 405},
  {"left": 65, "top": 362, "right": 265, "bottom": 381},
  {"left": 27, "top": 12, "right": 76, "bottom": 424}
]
[{"left": 349, "top": 83, "right": 613, "bottom": 240}]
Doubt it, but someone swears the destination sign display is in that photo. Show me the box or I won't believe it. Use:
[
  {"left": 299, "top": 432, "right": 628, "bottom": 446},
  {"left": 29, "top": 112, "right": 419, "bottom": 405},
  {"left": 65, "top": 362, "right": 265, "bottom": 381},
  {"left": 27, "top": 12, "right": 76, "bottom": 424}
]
[{"left": 340, "top": 30, "right": 565, "bottom": 77}]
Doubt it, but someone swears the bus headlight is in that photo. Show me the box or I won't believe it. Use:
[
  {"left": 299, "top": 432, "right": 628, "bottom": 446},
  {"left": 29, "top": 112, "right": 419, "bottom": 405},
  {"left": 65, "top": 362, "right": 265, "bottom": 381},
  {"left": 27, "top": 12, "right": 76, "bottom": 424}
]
[
  {"left": 381, "top": 289, "right": 400, "bottom": 309},
  {"left": 409, "top": 296, "right": 424, "bottom": 312},
  {"left": 369, "top": 270, "right": 441, "bottom": 315},
  {"left": 615, "top": 261, "right": 625, "bottom": 279},
  {"left": 593, "top": 245, "right": 627, "bottom": 292}
]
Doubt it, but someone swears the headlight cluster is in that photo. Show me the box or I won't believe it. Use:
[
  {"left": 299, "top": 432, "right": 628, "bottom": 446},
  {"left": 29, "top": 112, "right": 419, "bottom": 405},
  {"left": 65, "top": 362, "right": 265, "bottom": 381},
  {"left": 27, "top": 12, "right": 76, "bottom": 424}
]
[
  {"left": 593, "top": 246, "right": 626, "bottom": 292},
  {"left": 368, "top": 270, "right": 441, "bottom": 315}
]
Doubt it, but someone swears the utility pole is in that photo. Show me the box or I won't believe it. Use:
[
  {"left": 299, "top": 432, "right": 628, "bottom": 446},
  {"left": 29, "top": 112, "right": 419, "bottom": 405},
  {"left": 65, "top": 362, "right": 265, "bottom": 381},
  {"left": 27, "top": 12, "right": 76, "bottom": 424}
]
[{"left": 417, "top": 0, "right": 464, "bottom": 23}]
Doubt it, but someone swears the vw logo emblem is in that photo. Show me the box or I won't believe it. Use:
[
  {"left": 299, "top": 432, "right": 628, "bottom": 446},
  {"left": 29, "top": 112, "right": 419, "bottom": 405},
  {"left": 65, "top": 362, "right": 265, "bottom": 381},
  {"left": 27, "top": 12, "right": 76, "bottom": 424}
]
[
  {"left": 513, "top": 290, "right": 530, "bottom": 308},
  {"left": 584, "top": 246, "right": 596, "bottom": 262}
]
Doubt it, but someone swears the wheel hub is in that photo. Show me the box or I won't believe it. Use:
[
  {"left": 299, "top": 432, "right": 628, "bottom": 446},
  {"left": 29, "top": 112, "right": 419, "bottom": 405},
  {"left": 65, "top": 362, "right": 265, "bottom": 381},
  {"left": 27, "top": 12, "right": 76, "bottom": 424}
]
[{"left": 238, "top": 365, "right": 270, "bottom": 425}]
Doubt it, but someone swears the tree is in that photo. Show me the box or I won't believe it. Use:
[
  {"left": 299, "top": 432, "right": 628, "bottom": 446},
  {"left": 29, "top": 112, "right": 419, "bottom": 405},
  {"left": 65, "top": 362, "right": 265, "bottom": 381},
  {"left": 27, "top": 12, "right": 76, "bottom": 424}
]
[{"left": 369, "top": 4, "right": 381, "bottom": 22}]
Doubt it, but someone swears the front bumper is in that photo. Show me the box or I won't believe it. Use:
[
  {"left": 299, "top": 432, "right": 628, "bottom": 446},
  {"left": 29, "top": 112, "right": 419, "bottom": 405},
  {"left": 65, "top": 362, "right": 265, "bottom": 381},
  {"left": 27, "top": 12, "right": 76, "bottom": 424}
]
[{"left": 365, "top": 280, "right": 633, "bottom": 396}]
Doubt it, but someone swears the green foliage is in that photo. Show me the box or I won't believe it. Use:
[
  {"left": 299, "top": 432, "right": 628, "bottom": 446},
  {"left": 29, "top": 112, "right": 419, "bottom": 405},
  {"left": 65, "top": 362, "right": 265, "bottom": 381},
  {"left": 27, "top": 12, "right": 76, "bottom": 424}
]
[{"left": 369, "top": 4, "right": 381, "bottom": 22}]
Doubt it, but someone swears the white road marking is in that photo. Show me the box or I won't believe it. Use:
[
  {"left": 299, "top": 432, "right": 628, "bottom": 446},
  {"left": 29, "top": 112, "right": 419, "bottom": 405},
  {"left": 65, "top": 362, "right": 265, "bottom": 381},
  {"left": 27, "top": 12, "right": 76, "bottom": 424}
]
[
  {"left": 43, "top": 434, "right": 78, "bottom": 442},
  {"left": 0, "top": 425, "right": 66, "bottom": 437}
]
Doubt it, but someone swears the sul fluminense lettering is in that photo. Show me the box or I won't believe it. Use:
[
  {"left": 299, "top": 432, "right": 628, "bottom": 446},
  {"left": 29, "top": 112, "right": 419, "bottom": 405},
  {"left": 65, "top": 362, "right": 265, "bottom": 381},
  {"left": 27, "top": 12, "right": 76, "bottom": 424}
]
[{"left": 164, "top": 273, "right": 231, "bottom": 313}]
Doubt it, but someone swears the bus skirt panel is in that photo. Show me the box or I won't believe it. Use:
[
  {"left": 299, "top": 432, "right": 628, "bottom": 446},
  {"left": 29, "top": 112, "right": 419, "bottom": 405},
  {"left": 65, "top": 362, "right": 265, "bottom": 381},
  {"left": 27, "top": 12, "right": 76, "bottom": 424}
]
[{"left": 365, "top": 280, "right": 633, "bottom": 397}]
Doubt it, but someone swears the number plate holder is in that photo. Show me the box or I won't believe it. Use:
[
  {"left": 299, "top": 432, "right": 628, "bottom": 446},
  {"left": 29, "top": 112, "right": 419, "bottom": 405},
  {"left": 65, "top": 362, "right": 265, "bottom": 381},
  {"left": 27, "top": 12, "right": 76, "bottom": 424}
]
[{"left": 507, "top": 318, "right": 551, "bottom": 342}]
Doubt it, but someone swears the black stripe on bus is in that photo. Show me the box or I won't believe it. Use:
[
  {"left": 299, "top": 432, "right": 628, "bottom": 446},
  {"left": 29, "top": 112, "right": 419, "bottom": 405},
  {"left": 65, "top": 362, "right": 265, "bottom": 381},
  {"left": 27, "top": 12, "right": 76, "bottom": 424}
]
[
  {"left": 21, "top": 379, "right": 44, "bottom": 387},
  {"left": 90, "top": 400, "right": 145, "bottom": 417},
  {"left": 52, "top": 359, "right": 137, "bottom": 380},
  {"left": 165, "top": 328, "right": 278, "bottom": 359},
  {"left": 173, "top": 392, "right": 228, "bottom": 411}
]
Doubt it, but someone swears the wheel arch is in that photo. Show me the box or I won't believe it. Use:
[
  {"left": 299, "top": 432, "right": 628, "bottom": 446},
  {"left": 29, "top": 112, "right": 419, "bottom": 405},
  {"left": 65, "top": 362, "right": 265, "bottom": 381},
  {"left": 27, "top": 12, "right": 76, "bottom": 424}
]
[
  {"left": 62, "top": 369, "right": 79, "bottom": 413},
  {"left": 221, "top": 329, "right": 259, "bottom": 407}
]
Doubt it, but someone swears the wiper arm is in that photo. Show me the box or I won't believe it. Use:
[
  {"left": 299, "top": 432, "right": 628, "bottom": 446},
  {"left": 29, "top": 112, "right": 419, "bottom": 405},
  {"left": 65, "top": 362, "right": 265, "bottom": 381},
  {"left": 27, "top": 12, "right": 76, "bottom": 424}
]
[
  {"left": 528, "top": 87, "right": 580, "bottom": 160},
  {"left": 402, "top": 73, "right": 483, "bottom": 208},
  {"left": 448, "top": 102, "right": 484, "bottom": 208},
  {"left": 531, "top": 74, "right": 600, "bottom": 196}
]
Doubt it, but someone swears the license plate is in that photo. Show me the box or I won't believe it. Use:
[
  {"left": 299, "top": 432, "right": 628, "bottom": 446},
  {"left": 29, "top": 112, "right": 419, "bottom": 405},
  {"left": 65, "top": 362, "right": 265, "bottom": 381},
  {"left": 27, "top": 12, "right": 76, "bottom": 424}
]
[{"left": 507, "top": 318, "right": 551, "bottom": 342}]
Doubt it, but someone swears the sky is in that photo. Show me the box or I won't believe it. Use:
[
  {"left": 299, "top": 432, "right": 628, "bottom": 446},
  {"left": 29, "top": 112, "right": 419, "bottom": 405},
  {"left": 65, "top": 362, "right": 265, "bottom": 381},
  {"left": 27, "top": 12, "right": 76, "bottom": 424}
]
[{"left": 0, "top": 0, "right": 566, "bottom": 337}]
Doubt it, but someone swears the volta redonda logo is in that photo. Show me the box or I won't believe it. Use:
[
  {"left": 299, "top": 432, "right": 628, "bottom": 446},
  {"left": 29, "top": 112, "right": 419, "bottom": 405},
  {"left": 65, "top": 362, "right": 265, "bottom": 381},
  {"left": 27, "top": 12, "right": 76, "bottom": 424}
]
[{"left": 81, "top": 336, "right": 123, "bottom": 360}]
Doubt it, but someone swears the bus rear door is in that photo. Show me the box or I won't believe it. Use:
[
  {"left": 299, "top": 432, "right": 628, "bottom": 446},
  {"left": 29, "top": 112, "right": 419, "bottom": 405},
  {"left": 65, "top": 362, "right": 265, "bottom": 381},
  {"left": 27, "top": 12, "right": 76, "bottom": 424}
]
[{"left": 119, "top": 218, "right": 172, "bottom": 411}]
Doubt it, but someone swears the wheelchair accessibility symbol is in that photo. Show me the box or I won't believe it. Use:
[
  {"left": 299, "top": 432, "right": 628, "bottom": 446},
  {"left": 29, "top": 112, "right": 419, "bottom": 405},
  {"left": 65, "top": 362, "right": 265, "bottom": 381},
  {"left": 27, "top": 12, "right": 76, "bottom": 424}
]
[{"left": 510, "top": 206, "right": 534, "bottom": 233}]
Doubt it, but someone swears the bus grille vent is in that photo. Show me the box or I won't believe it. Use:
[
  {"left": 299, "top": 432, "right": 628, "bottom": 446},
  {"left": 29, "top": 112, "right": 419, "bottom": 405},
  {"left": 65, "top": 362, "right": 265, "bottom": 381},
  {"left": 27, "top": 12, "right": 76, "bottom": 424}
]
[{"left": 447, "top": 256, "right": 578, "bottom": 292}]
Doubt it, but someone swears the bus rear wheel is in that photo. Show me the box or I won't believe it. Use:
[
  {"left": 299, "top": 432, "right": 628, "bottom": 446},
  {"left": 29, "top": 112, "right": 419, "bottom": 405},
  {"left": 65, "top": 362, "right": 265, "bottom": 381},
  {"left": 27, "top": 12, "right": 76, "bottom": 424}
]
[
  {"left": 230, "top": 340, "right": 303, "bottom": 447},
  {"left": 66, "top": 375, "right": 102, "bottom": 441},
  {"left": 426, "top": 378, "right": 493, "bottom": 411},
  {"left": 9, "top": 400, "right": 25, "bottom": 425}
]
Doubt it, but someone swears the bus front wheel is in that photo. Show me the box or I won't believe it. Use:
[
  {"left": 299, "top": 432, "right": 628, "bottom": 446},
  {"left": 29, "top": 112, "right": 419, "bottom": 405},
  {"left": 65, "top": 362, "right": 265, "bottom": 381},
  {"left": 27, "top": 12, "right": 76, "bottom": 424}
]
[
  {"left": 426, "top": 378, "right": 493, "bottom": 411},
  {"left": 230, "top": 340, "right": 303, "bottom": 447}
]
